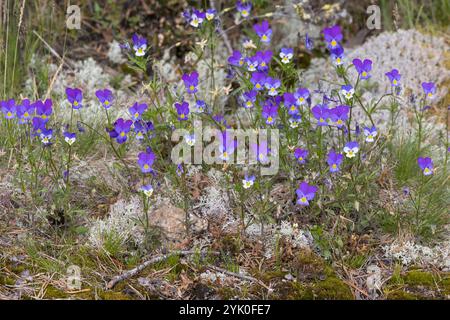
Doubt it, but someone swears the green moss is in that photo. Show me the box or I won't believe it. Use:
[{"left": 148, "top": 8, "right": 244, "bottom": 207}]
[
  {"left": 385, "top": 289, "right": 422, "bottom": 300},
  {"left": 403, "top": 270, "right": 435, "bottom": 286},
  {"left": 97, "top": 290, "right": 131, "bottom": 300},
  {"left": 44, "top": 286, "right": 69, "bottom": 299}
]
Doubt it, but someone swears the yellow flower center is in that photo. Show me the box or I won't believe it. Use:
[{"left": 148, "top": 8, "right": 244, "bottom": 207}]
[
  {"left": 104, "top": 100, "right": 110, "bottom": 106},
  {"left": 242, "top": 10, "right": 248, "bottom": 16},
  {"left": 256, "top": 83, "right": 261, "bottom": 89},
  {"left": 424, "top": 168, "right": 431, "bottom": 174},
  {"left": 267, "top": 116, "right": 273, "bottom": 123},
  {"left": 300, "top": 197, "right": 307, "bottom": 203},
  {"left": 24, "top": 112, "right": 29, "bottom": 117},
  {"left": 180, "top": 113, "right": 185, "bottom": 119},
  {"left": 7, "top": 112, "right": 12, "bottom": 117},
  {"left": 362, "top": 71, "right": 367, "bottom": 77},
  {"left": 189, "top": 85, "right": 195, "bottom": 91},
  {"left": 73, "top": 101, "right": 78, "bottom": 106},
  {"left": 134, "top": 112, "right": 139, "bottom": 118},
  {"left": 120, "top": 132, "right": 125, "bottom": 137},
  {"left": 393, "top": 80, "right": 397, "bottom": 85},
  {"left": 331, "top": 40, "right": 337, "bottom": 47},
  {"left": 332, "top": 164, "right": 337, "bottom": 169},
  {"left": 144, "top": 164, "right": 150, "bottom": 170},
  {"left": 262, "top": 35, "right": 268, "bottom": 41}
]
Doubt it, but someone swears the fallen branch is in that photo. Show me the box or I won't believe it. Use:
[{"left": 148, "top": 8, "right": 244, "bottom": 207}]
[
  {"left": 207, "top": 265, "right": 271, "bottom": 291},
  {"left": 107, "top": 250, "right": 215, "bottom": 290}
]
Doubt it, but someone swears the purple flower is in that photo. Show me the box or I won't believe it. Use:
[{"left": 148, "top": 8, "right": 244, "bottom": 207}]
[
  {"left": 95, "top": 89, "right": 114, "bottom": 109},
  {"left": 245, "top": 55, "right": 259, "bottom": 72},
  {"left": 140, "top": 184, "right": 154, "bottom": 197},
  {"left": 284, "top": 93, "right": 298, "bottom": 115},
  {"left": 417, "top": 157, "right": 433, "bottom": 175},
  {"left": 113, "top": 118, "right": 133, "bottom": 144},
  {"left": 182, "top": 71, "right": 199, "bottom": 94},
  {"left": 32, "top": 117, "right": 46, "bottom": 136},
  {"left": 129, "top": 102, "right": 148, "bottom": 121},
  {"left": 34, "top": 99, "right": 53, "bottom": 122},
  {"left": 40, "top": 128, "right": 53, "bottom": 145},
  {"left": 206, "top": 9, "right": 216, "bottom": 21},
  {"left": 189, "top": 9, "right": 206, "bottom": 28},
  {"left": 17, "top": 99, "right": 34, "bottom": 124},
  {"left": 305, "top": 33, "right": 313, "bottom": 51},
  {"left": 289, "top": 114, "right": 302, "bottom": 128},
  {"left": 134, "top": 120, "right": 154, "bottom": 140},
  {"left": 255, "top": 50, "right": 272, "bottom": 71},
  {"left": 330, "top": 46, "right": 344, "bottom": 66},
  {"left": 236, "top": 1, "right": 252, "bottom": 18},
  {"left": 219, "top": 131, "right": 236, "bottom": 161},
  {"left": 294, "top": 148, "right": 308, "bottom": 164},
  {"left": 294, "top": 88, "right": 310, "bottom": 106},
  {"left": 64, "top": 132, "right": 77, "bottom": 145},
  {"left": 364, "top": 126, "right": 377, "bottom": 142},
  {"left": 195, "top": 100, "right": 207, "bottom": 113},
  {"left": 228, "top": 50, "right": 245, "bottom": 67},
  {"left": 330, "top": 105, "right": 350, "bottom": 128},
  {"left": 385, "top": 69, "right": 401, "bottom": 87},
  {"left": 1, "top": 99, "right": 16, "bottom": 119},
  {"left": 353, "top": 59, "right": 372, "bottom": 80},
  {"left": 311, "top": 104, "right": 330, "bottom": 126},
  {"left": 327, "top": 150, "right": 343, "bottom": 173},
  {"left": 322, "top": 25, "right": 343, "bottom": 49},
  {"left": 242, "top": 90, "right": 257, "bottom": 109},
  {"left": 296, "top": 182, "right": 318, "bottom": 206},
  {"left": 341, "top": 85, "right": 354, "bottom": 100},
  {"left": 242, "top": 174, "right": 255, "bottom": 189},
  {"left": 132, "top": 34, "right": 147, "bottom": 56},
  {"left": 422, "top": 82, "right": 436, "bottom": 99},
  {"left": 253, "top": 20, "right": 272, "bottom": 43},
  {"left": 280, "top": 48, "right": 293, "bottom": 64},
  {"left": 251, "top": 140, "right": 270, "bottom": 163},
  {"left": 262, "top": 103, "right": 278, "bottom": 125},
  {"left": 265, "top": 77, "right": 281, "bottom": 96},
  {"left": 138, "top": 150, "right": 156, "bottom": 173},
  {"left": 66, "top": 87, "right": 83, "bottom": 109},
  {"left": 343, "top": 141, "right": 359, "bottom": 158},
  {"left": 250, "top": 72, "right": 267, "bottom": 91},
  {"left": 175, "top": 101, "right": 190, "bottom": 121}
]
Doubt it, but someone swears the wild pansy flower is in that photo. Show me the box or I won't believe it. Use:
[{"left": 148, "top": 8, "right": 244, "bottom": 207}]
[
  {"left": 353, "top": 59, "right": 372, "bottom": 80},
  {"left": 1, "top": 99, "right": 16, "bottom": 119},
  {"left": 95, "top": 89, "right": 113, "bottom": 109},
  {"left": 205, "top": 9, "right": 216, "bottom": 21},
  {"left": 175, "top": 101, "right": 190, "bottom": 121},
  {"left": 32, "top": 117, "right": 46, "bottom": 136},
  {"left": 283, "top": 93, "right": 298, "bottom": 115},
  {"left": 182, "top": 71, "right": 199, "bottom": 94},
  {"left": 385, "top": 69, "right": 401, "bottom": 87},
  {"left": 255, "top": 50, "right": 272, "bottom": 71},
  {"left": 184, "top": 133, "right": 196, "bottom": 146},
  {"left": 323, "top": 25, "right": 342, "bottom": 49},
  {"left": 132, "top": 34, "right": 147, "bottom": 56},
  {"left": 129, "top": 102, "right": 148, "bottom": 121},
  {"left": 138, "top": 149, "right": 156, "bottom": 173},
  {"left": 66, "top": 87, "right": 83, "bottom": 109},
  {"left": 189, "top": 9, "right": 206, "bottom": 28},
  {"left": 237, "top": 1, "right": 252, "bottom": 18},
  {"left": 251, "top": 72, "right": 267, "bottom": 91},
  {"left": 253, "top": 20, "right": 272, "bottom": 43},
  {"left": 343, "top": 141, "right": 359, "bottom": 158},
  {"left": 265, "top": 77, "right": 281, "bottom": 96},
  {"left": 296, "top": 182, "right": 318, "bottom": 206},
  {"left": 417, "top": 157, "right": 433, "bottom": 176},
  {"left": 219, "top": 131, "right": 236, "bottom": 162},
  {"left": 312, "top": 104, "right": 330, "bottom": 126},
  {"left": 330, "top": 105, "right": 350, "bottom": 128},
  {"left": 341, "top": 85, "right": 354, "bottom": 100},
  {"left": 364, "top": 126, "right": 377, "bottom": 142},
  {"left": 280, "top": 48, "right": 293, "bottom": 64},
  {"left": 294, "top": 148, "right": 308, "bottom": 164},
  {"left": 245, "top": 55, "right": 259, "bottom": 72},
  {"left": 294, "top": 88, "right": 309, "bottom": 106},
  {"left": 228, "top": 50, "right": 244, "bottom": 67},
  {"left": 140, "top": 184, "right": 154, "bottom": 197},
  {"left": 111, "top": 118, "right": 133, "bottom": 144},
  {"left": 327, "top": 150, "right": 343, "bottom": 173},
  {"left": 251, "top": 140, "right": 270, "bottom": 164},
  {"left": 262, "top": 103, "right": 278, "bottom": 125},
  {"left": 195, "top": 100, "right": 207, "bottom": 113},
  {"left": 34, "top": 99, "right": 53, "bottom": 122},
  {"left": 289, "top": 114, "right": 302, "bottom": 128},
  {"left": 134, "top": 120, "right": 154, "bottom": 140},
  {"left": 330, "top": 46, "right": 344, "bottom": 66},
  {"left": 64, "top": 132, "right": 77, "bottom": 146},
  {"left": 242, "top": 90, "right": 257, "bottom": 109},
  {"left": 17, "top": 99, "right": 34, "bottom": 124},
  {"left": 242, "top": 175, "right": 255, "bottom": 189},
  {"left": 305, "top": 33, "right": 313, "bottom": 51},
  {"left": 422, "top": 82, "right": 436, "bottom": 99},
  {"left": 40, "top": 128, "right": 53, "bottom": 145}
]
